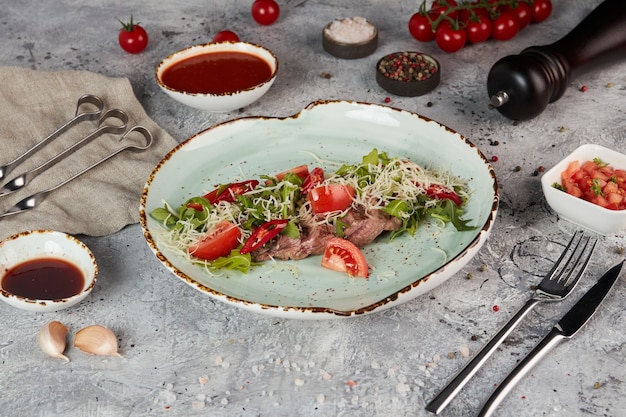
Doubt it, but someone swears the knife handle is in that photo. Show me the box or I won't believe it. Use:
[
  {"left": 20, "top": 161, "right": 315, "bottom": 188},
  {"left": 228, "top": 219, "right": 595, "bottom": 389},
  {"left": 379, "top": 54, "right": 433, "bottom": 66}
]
[
  {"left": 426, "top": 298, "right": 540, "bottom": 415},
  {"left": 475, "top": 327, "right": 567, "bottom": 417}
]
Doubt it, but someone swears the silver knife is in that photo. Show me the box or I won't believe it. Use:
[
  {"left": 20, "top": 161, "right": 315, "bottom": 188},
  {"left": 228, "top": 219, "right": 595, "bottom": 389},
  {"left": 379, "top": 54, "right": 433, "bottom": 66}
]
[{"left": 476, "top": 260, "right": 624, "bottom": 417}]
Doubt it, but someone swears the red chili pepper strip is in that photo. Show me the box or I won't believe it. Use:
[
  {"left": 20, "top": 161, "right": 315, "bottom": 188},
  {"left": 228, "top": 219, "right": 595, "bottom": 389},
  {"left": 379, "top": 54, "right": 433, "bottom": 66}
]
[
  {"left": 425, "top": 184, "right": 462, "bottom": 206},
  {"left": 204, "top": 180, "right": 259, "bottom": 204},
  {"left": 301, "top": 167, "right": 324, "bottom": 194},
  {"left": 186, "top": 202, "right": 204, "bottom": 211},
  {"left": 240, "top": 219, "right": 289, "bottom": 254}
]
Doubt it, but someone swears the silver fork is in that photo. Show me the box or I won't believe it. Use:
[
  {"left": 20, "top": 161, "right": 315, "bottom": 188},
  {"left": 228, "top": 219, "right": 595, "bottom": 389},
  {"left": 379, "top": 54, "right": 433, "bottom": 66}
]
[{"left": 425, "top": 231, "right": 597, "bottom": 415}]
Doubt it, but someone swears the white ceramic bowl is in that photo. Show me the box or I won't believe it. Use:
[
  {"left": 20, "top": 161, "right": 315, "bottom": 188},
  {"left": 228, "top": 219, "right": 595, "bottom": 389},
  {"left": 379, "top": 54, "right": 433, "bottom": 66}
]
[
  {"left": 541, "top": 144, "right": 626, "bottom": 235},
  {"left": 0, "top": 230, "right": 98, "bottom": 312},
  {"left": 155, "top": 41, "right": 278, "bottom": 112}
]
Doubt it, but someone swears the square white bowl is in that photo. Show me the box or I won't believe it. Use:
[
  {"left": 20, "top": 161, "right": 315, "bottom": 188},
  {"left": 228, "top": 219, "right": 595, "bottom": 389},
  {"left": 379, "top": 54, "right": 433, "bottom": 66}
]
[{"left": 541, "top": 144, "right": 626, "bottom": 235}]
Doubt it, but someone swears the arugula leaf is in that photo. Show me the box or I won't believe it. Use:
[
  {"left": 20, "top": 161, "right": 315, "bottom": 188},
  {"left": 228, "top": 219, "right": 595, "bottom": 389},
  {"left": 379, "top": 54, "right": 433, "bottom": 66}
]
[
  {"left": 429, "top": 199, "right": 475, "bottom": 231},
  {"left": 201, "top": 249, "right": 256, "bottom": 273}
]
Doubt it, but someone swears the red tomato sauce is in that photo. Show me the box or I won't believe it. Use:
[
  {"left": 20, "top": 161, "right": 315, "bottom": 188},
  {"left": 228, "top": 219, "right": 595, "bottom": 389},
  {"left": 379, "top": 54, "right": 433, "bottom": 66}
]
[{"left": 161, "top": 51, "right": 273, "bottom": 94}]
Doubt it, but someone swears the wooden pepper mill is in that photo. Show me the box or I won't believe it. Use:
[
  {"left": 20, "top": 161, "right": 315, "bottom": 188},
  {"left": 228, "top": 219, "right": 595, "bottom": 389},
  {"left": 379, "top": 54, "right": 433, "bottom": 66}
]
[{"left": 487, "top": 0, "right": 626, "bottom": 121}]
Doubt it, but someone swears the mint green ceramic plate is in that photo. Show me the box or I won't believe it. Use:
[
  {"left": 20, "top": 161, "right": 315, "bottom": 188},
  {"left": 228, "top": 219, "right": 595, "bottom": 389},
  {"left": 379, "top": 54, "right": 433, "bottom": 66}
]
[{"left": 140, "top": 101, "right": 499, "bottom": 319}]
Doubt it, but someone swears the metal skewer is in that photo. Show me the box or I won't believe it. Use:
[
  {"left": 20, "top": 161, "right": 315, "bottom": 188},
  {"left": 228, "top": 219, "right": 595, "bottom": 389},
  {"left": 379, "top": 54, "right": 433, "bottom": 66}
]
[
  {"left": 0, "top": 108, "right": 128, "bottom": 197},
  {"left": 0, "top": 125, "right": 153, "bottom": 219},
  {"left": 0, "top": 94, "right": 104, "bottom": 182}
]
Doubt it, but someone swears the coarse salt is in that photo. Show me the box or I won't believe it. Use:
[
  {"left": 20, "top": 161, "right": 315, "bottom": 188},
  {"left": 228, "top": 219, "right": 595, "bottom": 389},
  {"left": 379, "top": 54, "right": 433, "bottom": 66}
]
[{"left": 325, "top": 17, "right": 375, "bottom": 44}]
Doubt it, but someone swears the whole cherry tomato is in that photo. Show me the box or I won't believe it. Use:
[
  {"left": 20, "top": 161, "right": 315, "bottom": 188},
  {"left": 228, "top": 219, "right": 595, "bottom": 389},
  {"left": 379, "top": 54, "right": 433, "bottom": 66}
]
[
  {"left": 118, "top": 16, "right": 148, "bottom": 54},
  {"left": 408, "top": 12, "right": 435, "bottom": 42},
  {"left": 251, "top": 0, "right": 280, "bottom": 25},
  {"left": 505, "top": 2, "right": 532, "bottom": 29},
  {"left": 465, "top": 14, "right": 492, "bottom": 44},
  {"left": 435, "top": 20, "right": 466, "bottom": 53},
  {"left": 531, "top": 0, "right": 553, "bottom": 23},
  {"left": 491, "top": 10, "right": 520, "bottom": 41},
  {"left": 212, "top": 30, "right": 240, "bottom": 42}
]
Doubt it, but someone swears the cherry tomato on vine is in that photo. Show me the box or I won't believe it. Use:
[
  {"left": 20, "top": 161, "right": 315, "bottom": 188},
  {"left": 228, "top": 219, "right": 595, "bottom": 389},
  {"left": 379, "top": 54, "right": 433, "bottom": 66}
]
[
  {"left": 459, "top": 4, "right": 489, "bottom": 25},
  {"left": 491, "top": 10, "right": 520, "bottom": 41},
  {"left": 465, "top": 14, "right": 492, "bottom": 44},
  {"left": 435, "top": 20, "right": 466, "bottom": 53},
  {"left": 430, "top": 0, "right": 459, "bottom": 20},
  {"left": 118, "top": 16, "right": 148, "bottom": 54},
  {"left": 531, "top": 0, "right": 553, "bottom": 24},
  {"left": 251, "top": 0, "right": 280, "bottom": 26},
  {"left": 504, "top": 2, "right": 532, "bottom": 30},
  {"left": 212, "top": 30, "right": 240, "bottom": 42},
  {"left": 408, "top": 12, "right": 435, "bottom": 42}
]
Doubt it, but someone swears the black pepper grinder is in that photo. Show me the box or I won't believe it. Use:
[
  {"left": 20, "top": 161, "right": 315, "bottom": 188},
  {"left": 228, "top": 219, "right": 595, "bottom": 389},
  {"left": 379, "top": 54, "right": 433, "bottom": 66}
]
[{"left": 487, "top": 0, "right": 626, "bottom": 121}]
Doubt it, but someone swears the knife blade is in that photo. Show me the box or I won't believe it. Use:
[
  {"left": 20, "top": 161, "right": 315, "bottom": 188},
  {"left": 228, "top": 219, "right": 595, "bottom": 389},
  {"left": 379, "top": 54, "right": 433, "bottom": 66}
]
[{"left": 475, "top": 260, "right": 624, "bottom": 417}]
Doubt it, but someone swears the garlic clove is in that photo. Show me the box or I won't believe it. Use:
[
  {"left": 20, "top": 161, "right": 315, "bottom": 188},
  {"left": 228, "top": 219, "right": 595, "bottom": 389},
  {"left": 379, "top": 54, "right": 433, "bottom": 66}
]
[
  {"left": 73, "top": 324, "right": 121, "bottom": 357},
  {"left": 38, "top": 321, "right": 70, "bottom": 362}
]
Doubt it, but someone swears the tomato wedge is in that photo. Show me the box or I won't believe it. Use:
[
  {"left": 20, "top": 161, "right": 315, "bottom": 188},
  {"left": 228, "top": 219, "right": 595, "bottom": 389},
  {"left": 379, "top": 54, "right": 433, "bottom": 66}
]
[
  {"left": 240, "top": 219, "right": 288, "bottom": 254},
  {"left": 301, "top": 167, "right": 324, "bottom": 194},
  {"left": 275, "top": 164, "right": 309, "bottom": 181},
  {"left": 188, "top": 221, "right": 241, "bottom": 260},
  {"left": 321, "top": 238, "right": 369, "bottom": 278},
  {"left": 203, "top": 180, "right": 259, "bottom": 204},
  {"left": 425, "top": 184, "right": 462, "bottom": 205},
  {"left": 307, "top": 184, "right": 355, "bottom": 214}
]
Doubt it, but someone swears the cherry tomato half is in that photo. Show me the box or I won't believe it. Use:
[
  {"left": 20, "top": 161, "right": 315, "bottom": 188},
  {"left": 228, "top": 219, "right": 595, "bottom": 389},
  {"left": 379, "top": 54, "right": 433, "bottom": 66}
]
[
  {"left": 435, "top": 20, "right": 466, "bottom": 53},
  {"left": 118, "top": 17, "right": 148, "bottom": 54},
  {"left": 408, "top": 12, "right": 435, "bottom": 42},
  {"left": 307, "top": 184, "right": 355, "bottom": 214},
  {"left": 188, "top": 221, "right": 241, "bottom": 260},
  {"left": 491, "top": 10, "right": 520, "bottom": 41},
  {"left": 321, "top": 237, "right": 369, "bottom": 278},
  {"left": 203, "top": 180, "right": 259, "bottom": 204},
  {"left": 240, "top": 219, "right": 288, "bottom": 254},
  {"left": 212, "top": 30, "right": 240, "bottom": 42},
  {"left": 251, "top": 0, "right": 280, "bottom": 26},
  {"left": 531, "top": 0, "right": 552, "bottom": 24}
]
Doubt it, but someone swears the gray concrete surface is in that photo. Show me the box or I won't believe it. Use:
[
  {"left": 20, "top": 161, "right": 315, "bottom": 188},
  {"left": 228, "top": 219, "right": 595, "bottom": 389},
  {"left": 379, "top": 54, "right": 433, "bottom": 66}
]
[{"left": 1, "top": 1, "right": 625, "bottom": 416}]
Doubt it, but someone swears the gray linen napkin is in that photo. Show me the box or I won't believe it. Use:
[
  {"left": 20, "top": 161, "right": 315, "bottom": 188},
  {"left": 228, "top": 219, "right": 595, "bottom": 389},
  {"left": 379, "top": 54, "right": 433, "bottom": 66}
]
[{"left": 0, "top": 66, "right": 178, "bottom": 240}]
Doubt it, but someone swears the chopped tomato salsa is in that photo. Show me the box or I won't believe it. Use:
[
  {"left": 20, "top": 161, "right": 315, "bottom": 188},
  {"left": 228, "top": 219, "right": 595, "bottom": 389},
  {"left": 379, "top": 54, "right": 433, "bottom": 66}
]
[{"left": 555, "top": 158, "right": 626, "bottom": 210}]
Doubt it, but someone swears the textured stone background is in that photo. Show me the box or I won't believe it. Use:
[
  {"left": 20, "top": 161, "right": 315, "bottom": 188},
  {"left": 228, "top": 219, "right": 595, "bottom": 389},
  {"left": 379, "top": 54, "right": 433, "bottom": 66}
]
[{"left": 0, "top": 1, "right": 624, "bottom": 416}]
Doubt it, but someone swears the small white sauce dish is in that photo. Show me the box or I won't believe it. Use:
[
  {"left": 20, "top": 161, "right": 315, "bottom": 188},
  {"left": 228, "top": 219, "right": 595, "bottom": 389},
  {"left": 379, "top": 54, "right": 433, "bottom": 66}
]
[
  {"left": 541, "top": 144, "right": 626, "bottom": 235},
  {"left": 0, "top": 230, "right": 98, "bottom": 312},
  {"left": 155, "top": 41, "right": 278, "bottom": 112}
]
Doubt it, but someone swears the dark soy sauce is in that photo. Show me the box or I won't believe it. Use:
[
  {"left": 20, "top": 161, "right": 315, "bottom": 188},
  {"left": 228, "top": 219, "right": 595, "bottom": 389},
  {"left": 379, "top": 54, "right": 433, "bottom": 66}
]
[{"left": 1, "top": 258, "right": 84, "bottom": 299}]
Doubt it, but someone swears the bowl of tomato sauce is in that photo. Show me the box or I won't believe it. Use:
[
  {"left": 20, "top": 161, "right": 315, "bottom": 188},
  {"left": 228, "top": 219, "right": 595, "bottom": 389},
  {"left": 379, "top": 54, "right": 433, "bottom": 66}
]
[
  {"left": 0, "top": 230, "right": 98, "bottom": 312},
  {"left": 541, "top": 144, "right": 626, "bottom": 235},
  {"left": 155, "top": 41, "right": 278, "bottom": 112}
]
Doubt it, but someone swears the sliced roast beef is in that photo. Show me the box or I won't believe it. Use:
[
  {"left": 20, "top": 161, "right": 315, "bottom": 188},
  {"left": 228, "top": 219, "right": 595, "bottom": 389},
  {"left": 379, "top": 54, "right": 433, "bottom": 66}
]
[
  {"left": 342, "top": 207, "right": 402, "bottom": 247},
  {"left": 252, "top": 223, "right": 335, "bottom": 261},
  {"left": 251, "top": 207, "right": 402, "bottom": 262}
]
